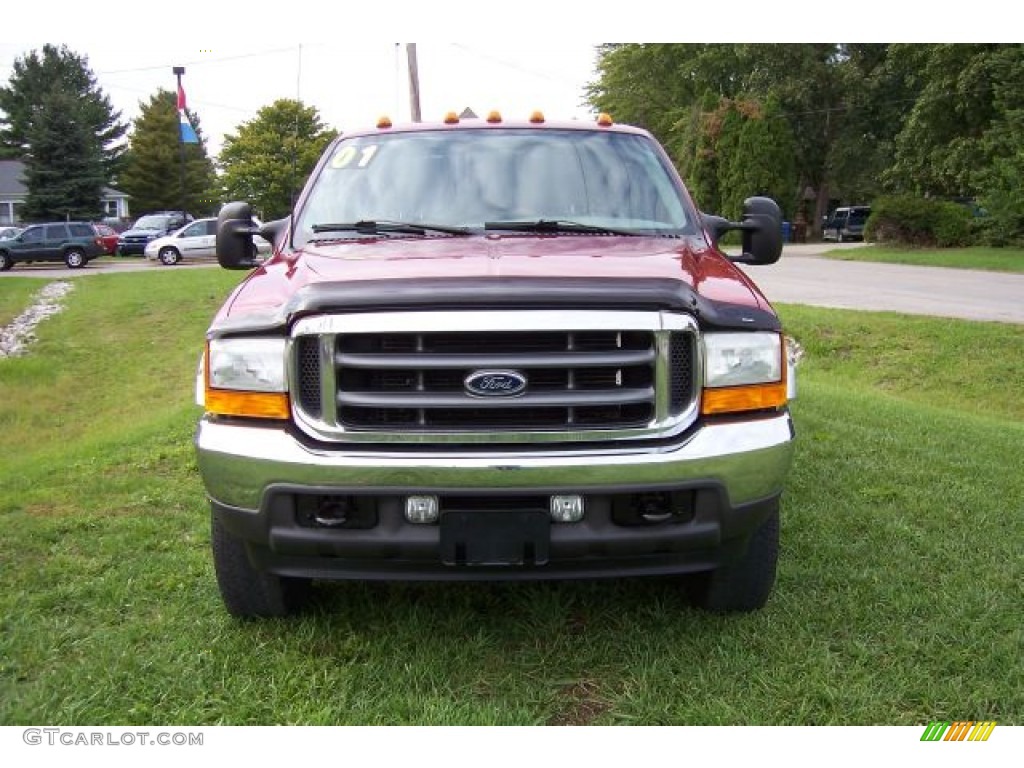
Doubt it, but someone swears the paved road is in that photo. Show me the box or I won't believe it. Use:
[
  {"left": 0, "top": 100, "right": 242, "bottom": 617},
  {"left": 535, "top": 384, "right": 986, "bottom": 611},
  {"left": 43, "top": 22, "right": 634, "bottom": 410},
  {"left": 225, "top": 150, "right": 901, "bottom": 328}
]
[
  {"left": 739, "top": 243, "right": 1024, "bottom": 324},
  {"left": 0, "top": 257, "right": 215, "bottom": 279},
  {"left": 3, "top": 244, "right": 1023, "bottom": 325}
]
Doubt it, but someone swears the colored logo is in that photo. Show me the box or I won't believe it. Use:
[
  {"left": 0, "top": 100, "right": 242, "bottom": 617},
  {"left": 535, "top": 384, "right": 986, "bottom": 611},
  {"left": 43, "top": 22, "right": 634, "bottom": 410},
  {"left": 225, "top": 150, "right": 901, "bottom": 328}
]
[
  {"left": 920, "top": 721, "right": 997, "bottom": 742},
  {"left": 464, "top": 370, "right": 528, "bottom": 398}
]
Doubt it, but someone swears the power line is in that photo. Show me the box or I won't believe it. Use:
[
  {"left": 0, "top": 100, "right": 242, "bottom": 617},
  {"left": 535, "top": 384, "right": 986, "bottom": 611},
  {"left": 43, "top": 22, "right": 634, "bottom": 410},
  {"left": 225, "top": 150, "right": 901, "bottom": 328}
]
[{"left": 95, "top": 46, "right": 301, "bottom": 76}]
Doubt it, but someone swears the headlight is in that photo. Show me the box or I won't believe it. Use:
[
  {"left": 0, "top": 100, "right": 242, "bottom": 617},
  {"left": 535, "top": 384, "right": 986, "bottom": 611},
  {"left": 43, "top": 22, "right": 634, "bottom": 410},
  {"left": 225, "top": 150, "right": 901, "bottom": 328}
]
[
  {"left": 701, "top": 332, "right": 787, "bottom": 415},
  {"left": 704, "top": 332, "right": 782, "bottom": 387},
  {"left": 204, "top": 338, "right": 289, "bottom": 419}
]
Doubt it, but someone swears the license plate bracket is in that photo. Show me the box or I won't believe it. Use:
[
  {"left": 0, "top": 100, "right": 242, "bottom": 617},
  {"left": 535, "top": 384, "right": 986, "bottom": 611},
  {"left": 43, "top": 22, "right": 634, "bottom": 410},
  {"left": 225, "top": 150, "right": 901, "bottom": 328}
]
[{"left": 440, "top": 510, "right": 550, "bottom": 566}]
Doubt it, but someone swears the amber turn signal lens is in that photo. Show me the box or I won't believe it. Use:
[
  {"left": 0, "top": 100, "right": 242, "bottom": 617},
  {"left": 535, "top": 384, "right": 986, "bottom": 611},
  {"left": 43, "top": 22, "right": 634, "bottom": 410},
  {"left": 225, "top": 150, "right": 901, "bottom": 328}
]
[
  {"left": 204, "top": 389, "right": 290, "bottom": 420},
  {"left": 701, "top": 380, "right": 788, "bottom": 416}
]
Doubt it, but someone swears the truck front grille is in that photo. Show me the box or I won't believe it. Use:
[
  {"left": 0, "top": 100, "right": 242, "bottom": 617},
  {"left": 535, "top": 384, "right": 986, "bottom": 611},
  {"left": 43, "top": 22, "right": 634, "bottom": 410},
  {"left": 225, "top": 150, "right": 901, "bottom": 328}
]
[{"left": 289, "top": 311, "right": 699, "bottom": 445}]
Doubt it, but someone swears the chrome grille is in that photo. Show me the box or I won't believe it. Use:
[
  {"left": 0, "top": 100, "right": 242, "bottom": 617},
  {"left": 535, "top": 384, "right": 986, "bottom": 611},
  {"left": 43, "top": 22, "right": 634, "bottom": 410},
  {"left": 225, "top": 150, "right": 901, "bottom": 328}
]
[{"left": 289, "top": 311, "right": 699, "bottom": 445}]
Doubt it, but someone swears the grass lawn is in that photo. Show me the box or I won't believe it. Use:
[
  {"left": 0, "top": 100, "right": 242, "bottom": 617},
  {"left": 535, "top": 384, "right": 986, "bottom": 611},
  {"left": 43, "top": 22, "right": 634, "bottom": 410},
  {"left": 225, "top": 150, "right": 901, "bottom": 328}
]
[
  {"left": 0, "top": 271, "right": 1021, "bottom": 725},
  {"left": 0, "top": 278, "right": 50, "bottom": 328},
  {"left": 819, "top": 244, "right": 1024, "bottom": 273}
]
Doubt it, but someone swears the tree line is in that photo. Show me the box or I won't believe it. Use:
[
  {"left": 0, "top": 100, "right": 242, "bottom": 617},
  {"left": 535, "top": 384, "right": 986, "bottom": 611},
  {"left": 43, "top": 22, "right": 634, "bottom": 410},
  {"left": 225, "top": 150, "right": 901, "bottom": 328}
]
[
  {"left": 586, "top": 44, "right": 1024, "bottom": 242},
  {"left": 0, "top": 45, "right": 336, "bottom": 224},
  {"left": 5, "top": 44, "right": 1021, "bottom": 243}
]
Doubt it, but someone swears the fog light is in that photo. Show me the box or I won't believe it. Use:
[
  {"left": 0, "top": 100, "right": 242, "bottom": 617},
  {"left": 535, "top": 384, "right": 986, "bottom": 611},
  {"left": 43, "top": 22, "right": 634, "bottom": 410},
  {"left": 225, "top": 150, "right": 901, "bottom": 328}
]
[
  {"left": 550, "top": 495, "right": 585, "bottom": 523},
  {"left": 405, "top": 495, "right": 439, "bottom": 524}
]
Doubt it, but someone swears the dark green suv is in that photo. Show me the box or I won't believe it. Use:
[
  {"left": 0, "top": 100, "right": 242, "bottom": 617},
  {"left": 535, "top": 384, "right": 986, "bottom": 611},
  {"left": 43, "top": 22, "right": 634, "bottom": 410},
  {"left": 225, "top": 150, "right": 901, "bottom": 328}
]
[{"left": 0, "top": 222, "right": 105, "bottom": 270}]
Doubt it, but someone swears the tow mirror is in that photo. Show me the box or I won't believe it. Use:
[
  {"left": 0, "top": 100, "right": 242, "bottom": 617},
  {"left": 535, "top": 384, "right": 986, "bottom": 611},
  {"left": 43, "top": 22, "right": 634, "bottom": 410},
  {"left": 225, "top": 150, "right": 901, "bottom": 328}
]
[
  {"left": 738, "top": 196, "right": 783, "bottom": 265},
  {"left": 216, "top": 201, "right": 260, "bottom": 270},
  {"left": 702, "top": 196, "right": 784, "bottom": 266}
]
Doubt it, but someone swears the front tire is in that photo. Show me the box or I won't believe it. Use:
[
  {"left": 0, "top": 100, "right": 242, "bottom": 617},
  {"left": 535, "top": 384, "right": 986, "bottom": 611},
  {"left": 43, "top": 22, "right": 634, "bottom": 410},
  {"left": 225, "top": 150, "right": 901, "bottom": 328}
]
[
  {"left": 64, "top": 248, "right": 86, "bottom": 268},
  {"left": 685, "top": 504, "right": 779, "bottom": 613},
  {"left": 158, "top": 246, "right": 181, "bottom": 266},
  {"left": 211, "top": 509, "right": 311, "bottom": 618},
  {"left": 0, "top": 252, "right": 12, "bottom": 271}
]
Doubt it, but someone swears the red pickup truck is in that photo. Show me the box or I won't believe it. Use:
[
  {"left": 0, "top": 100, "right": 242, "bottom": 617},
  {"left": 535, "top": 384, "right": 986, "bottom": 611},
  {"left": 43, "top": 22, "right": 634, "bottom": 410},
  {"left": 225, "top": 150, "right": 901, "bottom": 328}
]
[{"left": 197, "top": 113, "right": 795, "bottom": 617}]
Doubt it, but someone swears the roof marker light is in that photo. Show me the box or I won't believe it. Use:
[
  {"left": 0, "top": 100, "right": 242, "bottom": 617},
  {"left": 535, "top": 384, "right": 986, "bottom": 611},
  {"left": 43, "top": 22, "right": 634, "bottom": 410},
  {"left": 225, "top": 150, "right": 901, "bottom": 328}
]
[
  {"left": 597, "top": 113, "right": 614, "bottom": 127},
  {"left": 376, "top": 115, "right": 393, "bottom": 129},
  {"left": 529, "top": 110, "right": 545, "bottom": 124},
  {"left": 486, "top": 110, "right": 502, "bottom": 124},
  {"left": 444, "top": 111, "right": 460, "bottom": 124}
]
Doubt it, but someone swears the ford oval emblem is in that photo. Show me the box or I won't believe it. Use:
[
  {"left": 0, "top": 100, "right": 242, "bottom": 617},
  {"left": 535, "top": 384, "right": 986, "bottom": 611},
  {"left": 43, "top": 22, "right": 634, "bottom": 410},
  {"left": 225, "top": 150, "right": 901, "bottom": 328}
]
[{"left": 464, "top": 370, "right": 528, "bottom": 398}]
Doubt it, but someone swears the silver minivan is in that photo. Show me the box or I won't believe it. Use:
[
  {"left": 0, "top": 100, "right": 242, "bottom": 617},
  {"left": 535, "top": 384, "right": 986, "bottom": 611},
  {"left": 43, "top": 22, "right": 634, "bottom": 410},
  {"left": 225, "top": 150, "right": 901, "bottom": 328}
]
[{"left": 145, "top": 217, "right": 271, "bottom": 265}]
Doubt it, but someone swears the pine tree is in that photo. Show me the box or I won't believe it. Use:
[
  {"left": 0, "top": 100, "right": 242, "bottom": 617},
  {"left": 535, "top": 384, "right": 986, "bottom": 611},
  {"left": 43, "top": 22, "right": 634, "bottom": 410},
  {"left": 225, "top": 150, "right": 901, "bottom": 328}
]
[
  {"left": 0, "top": 44, "right": 126, "bottom": 179},
  {"left": 119, "top": 89, "right": 218, "bottom": 216},
  {"left": 19, "top": 89, "right": 107, "bottom": 221}
]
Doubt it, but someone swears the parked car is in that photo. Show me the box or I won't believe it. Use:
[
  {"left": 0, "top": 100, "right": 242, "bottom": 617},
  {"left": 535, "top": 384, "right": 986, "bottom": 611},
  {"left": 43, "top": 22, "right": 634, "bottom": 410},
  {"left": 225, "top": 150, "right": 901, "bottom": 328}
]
[
  {"left": 0, "top": 226, "right": 23, "bottom": 240},
  {"left": 145, "top": 217, "right": 270, "bottom": 265},
  {"left": 92, "top": 223, "right": 119, "bottom": 255},
  {"left": 822, "top": 205, "right": 871, "bottom": 242},
  {"left": 117, "top": 211, "right": 193, "bottom": 256},
  {"left": 0, "top": 222, "right": 105, "bottom": 270}
]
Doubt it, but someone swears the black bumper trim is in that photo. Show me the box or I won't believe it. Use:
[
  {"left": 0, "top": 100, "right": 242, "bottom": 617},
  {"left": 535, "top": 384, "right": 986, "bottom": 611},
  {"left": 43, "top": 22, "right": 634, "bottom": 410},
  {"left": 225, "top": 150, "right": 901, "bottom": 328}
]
[{"left": 211, "top": 490, "right": 780, "bottom": 582}]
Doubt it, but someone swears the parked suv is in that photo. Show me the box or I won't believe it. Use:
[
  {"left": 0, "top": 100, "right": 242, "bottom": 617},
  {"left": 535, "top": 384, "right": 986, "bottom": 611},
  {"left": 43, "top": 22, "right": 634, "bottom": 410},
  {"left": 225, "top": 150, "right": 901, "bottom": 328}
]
[
  {"left": 117, "top": 211, "right": 193, "bottom": 256},
  {"left": 822, "top": 205, "right": 871, "bottom": 242},
  {"left": 0, "top": 222, "right": 105, "bottom": 270}
]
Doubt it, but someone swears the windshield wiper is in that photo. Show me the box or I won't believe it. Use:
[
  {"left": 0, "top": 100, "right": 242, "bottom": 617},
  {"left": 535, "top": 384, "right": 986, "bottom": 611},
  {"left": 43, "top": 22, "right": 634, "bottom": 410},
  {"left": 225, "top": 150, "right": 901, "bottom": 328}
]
[
  {"left": 483, "top": 219, "right": 640, "bottom": 236},
  {"left": 311, "top": 220, "right": 471, "bottom": 237}
]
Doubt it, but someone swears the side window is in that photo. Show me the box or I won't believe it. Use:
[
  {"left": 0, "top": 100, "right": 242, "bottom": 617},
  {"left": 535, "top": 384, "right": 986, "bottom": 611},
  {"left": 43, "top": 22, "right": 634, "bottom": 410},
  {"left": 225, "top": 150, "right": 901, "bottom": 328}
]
[
  {"left": 44, "top": 224, "right": 67, "bottom": 240},
  {"left": 21, "top": 226, "right": 44, "bottom": 244},
  {"left": 69, "top": 223, "right": 93, "bottom": 237},
  {"left": 204, "top": 220, "right": 217, "bottom": 236}
]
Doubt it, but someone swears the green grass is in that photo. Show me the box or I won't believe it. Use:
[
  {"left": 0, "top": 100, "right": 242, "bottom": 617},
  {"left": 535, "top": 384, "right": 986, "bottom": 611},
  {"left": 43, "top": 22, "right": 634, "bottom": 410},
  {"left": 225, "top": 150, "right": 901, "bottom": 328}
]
[
  {"left": 820, "top": 245, "right": 1024, "bottom": 273},
  {"left": 1, "top": 273, "right": 1021, "bottom": 725},
  {"left": 0, "top": 278, "right": 49, "bottom": 327}
]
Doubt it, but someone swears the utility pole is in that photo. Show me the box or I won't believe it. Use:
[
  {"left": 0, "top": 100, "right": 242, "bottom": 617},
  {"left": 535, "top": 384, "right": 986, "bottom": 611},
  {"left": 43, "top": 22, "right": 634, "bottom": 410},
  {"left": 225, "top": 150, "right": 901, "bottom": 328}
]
[
  {"left": 173, "top": 66, "right": 186, "bottom": 222},
  {"left": 406, "top": 44, "right": 421, "bottom": 123}
]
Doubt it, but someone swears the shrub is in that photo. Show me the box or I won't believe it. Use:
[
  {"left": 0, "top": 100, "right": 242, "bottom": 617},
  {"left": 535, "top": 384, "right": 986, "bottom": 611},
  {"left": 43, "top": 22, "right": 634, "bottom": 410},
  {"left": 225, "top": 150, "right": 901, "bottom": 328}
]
[{"left": 865, "top": 196, "right": 972, "bottom": 247}]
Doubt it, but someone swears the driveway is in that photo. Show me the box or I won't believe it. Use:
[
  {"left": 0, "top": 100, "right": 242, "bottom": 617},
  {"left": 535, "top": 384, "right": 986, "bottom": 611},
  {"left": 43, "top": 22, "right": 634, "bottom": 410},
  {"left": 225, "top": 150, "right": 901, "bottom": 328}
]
[{"left": 740, "top": 243, "right": 1024, "bottom": 324}]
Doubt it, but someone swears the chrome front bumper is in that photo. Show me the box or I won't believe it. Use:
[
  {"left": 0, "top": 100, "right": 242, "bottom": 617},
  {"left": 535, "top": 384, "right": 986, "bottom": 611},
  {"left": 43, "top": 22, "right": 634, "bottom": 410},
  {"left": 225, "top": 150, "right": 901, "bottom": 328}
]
[{"left": 196, "top": 412, "right": 795, "bottom": 513}]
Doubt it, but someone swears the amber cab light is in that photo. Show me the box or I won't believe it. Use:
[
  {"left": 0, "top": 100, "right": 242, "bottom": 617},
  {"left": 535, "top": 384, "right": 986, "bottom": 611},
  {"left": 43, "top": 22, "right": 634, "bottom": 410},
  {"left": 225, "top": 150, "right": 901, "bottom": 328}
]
[
  {"left": 597, "top": 113, "right": 614, "bottom": 126},
  {"left": 376, "top": 115, "right": 393, "bottom": 129},
  {"left": 486, "top": 110, "right": 502, "bottom": 123},
  {"left": 529, "top": 111, "right": 545, "bottom": 124},
  {"left": 444, "top": 111, "right": 459, "bottom": 124}
]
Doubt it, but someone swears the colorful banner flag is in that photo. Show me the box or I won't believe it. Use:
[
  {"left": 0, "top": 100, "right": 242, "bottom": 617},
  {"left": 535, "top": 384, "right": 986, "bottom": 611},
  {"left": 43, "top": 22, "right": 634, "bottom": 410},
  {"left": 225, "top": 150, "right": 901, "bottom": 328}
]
[
  {"left": 177, "top": 82, "right": 199, "bottom": 144},
  {"left": 179, "top": 110, "right": 199, "bottom": 144}
]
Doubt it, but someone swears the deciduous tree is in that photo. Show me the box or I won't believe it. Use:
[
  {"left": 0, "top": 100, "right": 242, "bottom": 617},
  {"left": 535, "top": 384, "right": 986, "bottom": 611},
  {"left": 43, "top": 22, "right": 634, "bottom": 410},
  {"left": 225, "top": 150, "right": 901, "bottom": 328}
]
[{"left": 219, "top": 100, "right": 338, "bottom": 221}]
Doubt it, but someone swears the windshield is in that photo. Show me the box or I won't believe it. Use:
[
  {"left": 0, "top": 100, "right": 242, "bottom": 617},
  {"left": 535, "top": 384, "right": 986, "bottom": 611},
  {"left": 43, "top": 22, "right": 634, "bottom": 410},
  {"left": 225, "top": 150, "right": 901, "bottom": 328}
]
[
  {"left": 133, "top": 215, "right": 172, "bottom": 229},
  {"left": 294, "top": 128, "right": 694, "bottom": 245}
]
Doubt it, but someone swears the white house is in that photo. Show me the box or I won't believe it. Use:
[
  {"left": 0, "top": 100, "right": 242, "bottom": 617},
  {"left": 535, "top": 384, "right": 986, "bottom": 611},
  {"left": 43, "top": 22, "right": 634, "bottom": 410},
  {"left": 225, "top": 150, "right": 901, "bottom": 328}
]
[{"left": 0, "top": 159, "right": 130, "bottom": 225}]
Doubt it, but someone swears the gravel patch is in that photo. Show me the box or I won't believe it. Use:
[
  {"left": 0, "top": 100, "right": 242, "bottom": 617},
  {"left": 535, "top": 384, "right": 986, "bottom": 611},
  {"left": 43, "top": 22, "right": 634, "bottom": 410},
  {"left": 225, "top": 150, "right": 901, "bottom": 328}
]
[{"left": 0, "top": 281, "right": 74, "bottom": 358}]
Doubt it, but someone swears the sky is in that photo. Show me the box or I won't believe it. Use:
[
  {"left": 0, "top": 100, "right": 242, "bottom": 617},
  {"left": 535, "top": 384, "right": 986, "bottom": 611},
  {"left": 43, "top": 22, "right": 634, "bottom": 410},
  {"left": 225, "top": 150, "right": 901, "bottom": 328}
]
[
  {"left": 0, "top": 40, "right": 602, "bottom": 158},
  {"left": 1, "top": 2, "right": 1002, "bottom": 160},
  {"left": 1, "top": 2, "right": 613, "bottom": 160}
]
